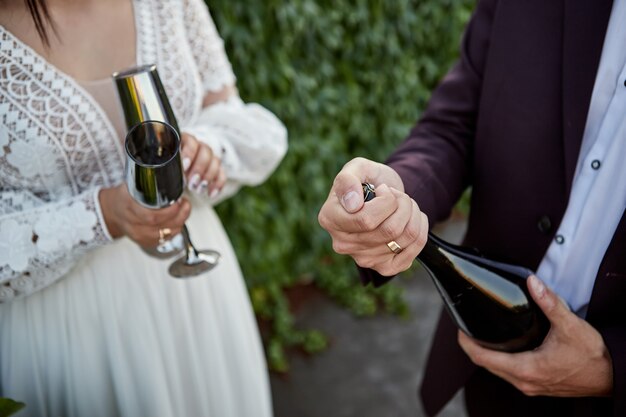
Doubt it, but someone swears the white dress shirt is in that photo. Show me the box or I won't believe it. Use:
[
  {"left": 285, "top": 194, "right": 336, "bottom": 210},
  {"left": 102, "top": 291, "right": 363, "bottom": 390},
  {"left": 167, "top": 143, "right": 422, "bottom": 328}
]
[{"left": 535, "top": 0, "right": 626, "bottom": 315}]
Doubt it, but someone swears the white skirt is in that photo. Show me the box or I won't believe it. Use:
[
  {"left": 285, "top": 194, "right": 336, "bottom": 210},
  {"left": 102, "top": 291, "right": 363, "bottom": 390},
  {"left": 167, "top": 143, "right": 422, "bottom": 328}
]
[{"left": 0, "top": 203, "right": 273, "bottom": 417}]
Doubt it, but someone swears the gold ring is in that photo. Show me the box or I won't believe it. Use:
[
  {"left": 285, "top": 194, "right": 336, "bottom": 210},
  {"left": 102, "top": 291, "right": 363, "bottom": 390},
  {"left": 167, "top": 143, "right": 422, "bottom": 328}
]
[
  {"left": 387, "top": 240, "right": 403, "bottom": 254},
  {"left": 158, "top": 228, "right": 172, "bottom": 244}
]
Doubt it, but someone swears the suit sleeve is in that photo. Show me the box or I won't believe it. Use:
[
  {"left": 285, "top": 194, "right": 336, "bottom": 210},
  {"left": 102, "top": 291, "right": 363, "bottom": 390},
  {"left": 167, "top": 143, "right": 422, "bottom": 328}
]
[
  {"left": 599, "top": 327, "right": 626, "bottom": 417},
  {"left": 359, "top": 0, "right": 500, "bottom": 286}
]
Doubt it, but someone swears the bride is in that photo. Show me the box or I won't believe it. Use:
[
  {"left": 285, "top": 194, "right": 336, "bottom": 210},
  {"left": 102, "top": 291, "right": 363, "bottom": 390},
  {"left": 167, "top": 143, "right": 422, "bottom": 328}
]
[{"left": 0, "top": 0, "right": 287, "bottom": 416}]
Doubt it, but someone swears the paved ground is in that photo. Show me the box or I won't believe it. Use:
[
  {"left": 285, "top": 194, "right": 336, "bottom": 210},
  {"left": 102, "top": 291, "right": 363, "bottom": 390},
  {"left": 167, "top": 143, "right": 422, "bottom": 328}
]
[{"left": 270, "top": 219, "right": 468, "bottom": 417}]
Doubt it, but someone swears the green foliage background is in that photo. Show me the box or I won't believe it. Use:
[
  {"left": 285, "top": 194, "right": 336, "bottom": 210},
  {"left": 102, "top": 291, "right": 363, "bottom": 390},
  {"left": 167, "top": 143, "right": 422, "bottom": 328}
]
[
  {"left": 0, "top": 398, "right": 25, "bottom": 417},
  {"left": 207, "top": 0, "right": 474, "bottom": 371}
]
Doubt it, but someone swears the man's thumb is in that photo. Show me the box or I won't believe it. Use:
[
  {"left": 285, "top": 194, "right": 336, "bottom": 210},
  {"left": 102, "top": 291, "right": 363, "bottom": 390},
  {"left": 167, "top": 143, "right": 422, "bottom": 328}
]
[
  {"left": 341, "top": 189, "right": 363, "bottom": 212},
  {"left": 527, "top": 275, "right": 569, "bottom": 323},
  {"left": 334, "top": 173, "right": 364, "bottom": 213}
]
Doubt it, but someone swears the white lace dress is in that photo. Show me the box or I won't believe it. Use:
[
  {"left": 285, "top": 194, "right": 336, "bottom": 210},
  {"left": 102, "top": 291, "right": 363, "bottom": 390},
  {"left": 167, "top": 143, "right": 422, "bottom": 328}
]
[{"left": 0, "top": 0, "right": 287, "bottom": 416}]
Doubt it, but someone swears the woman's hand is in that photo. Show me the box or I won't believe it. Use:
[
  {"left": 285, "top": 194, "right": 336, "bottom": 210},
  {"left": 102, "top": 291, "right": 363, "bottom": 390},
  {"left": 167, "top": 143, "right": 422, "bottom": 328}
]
[
  {"left": 318, "top": 157, "right": 429, "bottom": 276},
  {"left": 180, "top": 132, "right": 226, "bottom": 198},
  {"left": 99, "top": 184, "right": 191, "bottom": 247},
  {"left": 458, "top": 275, "right": 613, "bottom": 397}
]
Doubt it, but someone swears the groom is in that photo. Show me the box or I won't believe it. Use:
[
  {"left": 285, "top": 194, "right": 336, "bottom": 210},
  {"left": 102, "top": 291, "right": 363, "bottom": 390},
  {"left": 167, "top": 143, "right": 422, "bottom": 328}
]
[{"left": 318, "top": 0, "right": 626, "bottom": 416}]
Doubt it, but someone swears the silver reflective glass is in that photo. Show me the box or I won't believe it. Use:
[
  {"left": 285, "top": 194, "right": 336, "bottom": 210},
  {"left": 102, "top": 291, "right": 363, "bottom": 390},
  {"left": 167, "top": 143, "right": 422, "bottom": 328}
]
[
  {"left": 115, "top": 64, "right": 220, "bottom": 277},
  {"left": 125, "top": 120, "right": 184, "bottom": 209},
  {"left": 113, "top": 64, "right": 180, "bottom": 132}
]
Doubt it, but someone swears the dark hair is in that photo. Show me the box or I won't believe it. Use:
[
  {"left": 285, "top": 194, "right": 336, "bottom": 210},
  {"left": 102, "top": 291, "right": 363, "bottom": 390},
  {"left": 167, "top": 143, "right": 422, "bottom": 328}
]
[{"left": 25, "top": 0, "right": 54, "bottom": 46}]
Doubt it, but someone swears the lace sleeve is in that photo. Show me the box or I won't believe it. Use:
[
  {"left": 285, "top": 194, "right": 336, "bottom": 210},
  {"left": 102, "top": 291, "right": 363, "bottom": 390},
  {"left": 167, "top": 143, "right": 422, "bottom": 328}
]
[
  {"left": 181, "top": 0, "right": 288, "bottom": 203},
  {"left": 183, "top": 0, "right": 237, "bottom": 92},
  {"left": 182, "top": 97, "right": 288, "bottom": 203},
  {"left": 0, "top": 188, "right": 112, "bottom": 302}
]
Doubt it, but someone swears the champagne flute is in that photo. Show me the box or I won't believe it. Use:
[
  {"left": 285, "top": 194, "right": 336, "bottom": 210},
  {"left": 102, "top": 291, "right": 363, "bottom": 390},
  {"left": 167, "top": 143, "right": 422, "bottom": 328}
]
[
  {"left": 125, "top": 120, "right": 221, "bottom": 277},
  {"left": 113, "top": 64, "right": 183, "bottom": 258},
  {"left": 113, "top": 64, "right": 222, "bottom": 277}
]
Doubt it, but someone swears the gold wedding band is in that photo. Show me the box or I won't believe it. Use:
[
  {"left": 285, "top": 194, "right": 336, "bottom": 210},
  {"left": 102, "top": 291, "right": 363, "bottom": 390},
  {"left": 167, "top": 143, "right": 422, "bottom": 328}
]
[
  {"left": 158, "top": 228, "right": 172, "bottom": 244},
  {"left": 387, "top": 240, "right": 403, "bottom": 254}
]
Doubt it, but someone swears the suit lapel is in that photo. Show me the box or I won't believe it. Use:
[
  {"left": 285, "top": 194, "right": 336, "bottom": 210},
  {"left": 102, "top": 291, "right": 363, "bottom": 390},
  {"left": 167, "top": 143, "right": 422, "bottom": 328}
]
[{"left": 561, "top": 0, "right": 613, "bottom": 196}]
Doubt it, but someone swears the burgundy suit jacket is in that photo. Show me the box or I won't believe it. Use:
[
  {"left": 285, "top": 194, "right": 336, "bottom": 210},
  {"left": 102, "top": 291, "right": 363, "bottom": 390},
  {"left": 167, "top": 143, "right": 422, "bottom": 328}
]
[{"left": 361, "top": 0, "right": 626, "bottom": 416}]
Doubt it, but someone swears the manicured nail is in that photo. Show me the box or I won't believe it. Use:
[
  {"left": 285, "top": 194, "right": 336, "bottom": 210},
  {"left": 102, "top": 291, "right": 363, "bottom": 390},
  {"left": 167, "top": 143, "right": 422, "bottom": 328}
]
[
  {"left": 529, "top": 275, "right": 545, "bottom": 298},
  {"left": 341, "top": 190, "right": 359, "bottom": 212},
  {"left": 182, "top": 157, "right": 191, "bottom": 172},
  {"left": 210, "top": 188, "right": 220, "bottom": 199},
  {"left": 189, "top": 173, "right": 200, "bottom": 190},
  {"left": 194, "top": 180, "right": 208, "bottom": 195}
]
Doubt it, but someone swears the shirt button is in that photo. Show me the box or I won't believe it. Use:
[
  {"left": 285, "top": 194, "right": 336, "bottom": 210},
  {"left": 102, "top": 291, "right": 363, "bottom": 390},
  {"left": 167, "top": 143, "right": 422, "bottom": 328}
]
[
  {"left": 555, "top": 234, "right": 565, "bottom": 244},
  {"left": 537, "top": 215, "right": 552, "bottom": 234},
  {"left": 591, "top": 160, "right": 601, "bottom": 170}
]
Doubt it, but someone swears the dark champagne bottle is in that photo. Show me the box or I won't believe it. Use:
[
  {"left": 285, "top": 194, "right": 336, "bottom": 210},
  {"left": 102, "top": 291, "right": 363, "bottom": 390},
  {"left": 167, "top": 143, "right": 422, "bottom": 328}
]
[{"left": 362, "top": 183, "right": 550, "bottom": 352}]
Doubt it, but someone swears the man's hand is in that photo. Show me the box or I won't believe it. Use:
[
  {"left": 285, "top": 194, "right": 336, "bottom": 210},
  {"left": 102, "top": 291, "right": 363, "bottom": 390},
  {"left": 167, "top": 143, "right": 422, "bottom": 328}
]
[
  {"left": 317, "top": 157, "right": 429, "bottom": 277},
  {"left": 458, "top": 275, "right": 613, "bottom": 397}
]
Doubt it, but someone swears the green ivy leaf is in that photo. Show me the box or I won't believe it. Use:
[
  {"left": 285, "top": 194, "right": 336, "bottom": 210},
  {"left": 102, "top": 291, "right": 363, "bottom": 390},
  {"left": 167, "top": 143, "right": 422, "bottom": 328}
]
[{"left": 0, "top": 398, "right": 26, "bottom": 417}]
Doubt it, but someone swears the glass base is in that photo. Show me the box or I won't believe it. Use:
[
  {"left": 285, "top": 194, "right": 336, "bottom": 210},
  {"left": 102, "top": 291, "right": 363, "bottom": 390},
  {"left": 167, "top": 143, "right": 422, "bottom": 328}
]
[{"left": 168, "top": 249, "right": 221, "bottom": 278}]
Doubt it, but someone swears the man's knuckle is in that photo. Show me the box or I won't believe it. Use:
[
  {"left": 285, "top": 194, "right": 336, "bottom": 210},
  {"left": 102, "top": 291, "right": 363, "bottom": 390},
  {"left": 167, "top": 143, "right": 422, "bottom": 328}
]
[
  {"left": 380, "top": 222, "right": 401, "bottom": 240},
  {"left": 412, "top": 220, "right": 427, "bottom": 246},
  {"left": 349, "top": 157, "right": 366, "bottom": 168},
  {"left": 318, "top": 211, "right": 330, "bottom": 229},
  {"left": 378, "top": 265, "right": 390, "bottom": 276},
  {"left": 404, "top": 221, "right": 421, "bottom": 243},
  {"left": 355, "top": 213, "right": 375, "bottom": 231},
  {"left": 416, "top": 230, "right": 428, "bottom": 249},
  {"left": 332, "top": 240, "right": 350, "bottom": 255},
  {"left": 399, "top": 257, "right": 413, "bottom": 272},
  {"left": 355, "top": 256, "right": 375, "bottom": 270},
  {"left": 378, "top": 263, "right": 397, "bottom": 277}
]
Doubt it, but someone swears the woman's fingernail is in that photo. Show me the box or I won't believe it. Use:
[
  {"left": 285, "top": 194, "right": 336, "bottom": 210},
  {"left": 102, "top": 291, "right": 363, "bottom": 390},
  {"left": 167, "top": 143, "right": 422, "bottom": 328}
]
[
  {"left": 182, "top": 157, "right": 191, "bottom": 172},
  {"left": 210, "top": 188, "right": 220, "bottom": 199},
  {"left": 529, "top": 275, "right": 545, "bottom": 298},
  {"left": 189, "top": 173, "right": 200, "bottom": 190},
  {"left": 194, "top": 180, "right": 208, "bottom": 195}
]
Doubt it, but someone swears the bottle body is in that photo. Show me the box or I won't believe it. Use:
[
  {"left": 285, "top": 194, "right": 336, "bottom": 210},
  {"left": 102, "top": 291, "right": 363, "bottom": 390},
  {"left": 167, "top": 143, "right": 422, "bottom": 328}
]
[
  {"left": 360, "top": 183, "right": 550, "bottom": 352},
  {"left": 419, "top": 233, "right": 550, "bottom": 352}
]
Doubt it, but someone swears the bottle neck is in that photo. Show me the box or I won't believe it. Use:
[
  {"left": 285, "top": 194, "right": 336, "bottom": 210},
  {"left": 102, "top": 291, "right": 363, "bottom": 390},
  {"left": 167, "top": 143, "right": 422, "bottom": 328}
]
[{"left": 417, "top": 232, "right": 446, "bottom": 264}]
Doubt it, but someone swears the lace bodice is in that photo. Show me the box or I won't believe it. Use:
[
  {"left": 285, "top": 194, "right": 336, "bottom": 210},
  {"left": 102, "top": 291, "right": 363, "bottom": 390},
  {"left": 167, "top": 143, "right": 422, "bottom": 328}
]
[{"left": 0, "top": 0, "right": 288, "bottom": 302}]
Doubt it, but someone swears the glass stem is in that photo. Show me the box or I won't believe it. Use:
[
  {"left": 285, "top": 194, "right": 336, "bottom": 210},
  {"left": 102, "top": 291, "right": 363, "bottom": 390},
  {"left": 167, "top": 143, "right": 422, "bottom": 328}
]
[{"left": 181, "top": 224, "right": 200, "bottom": 262}]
